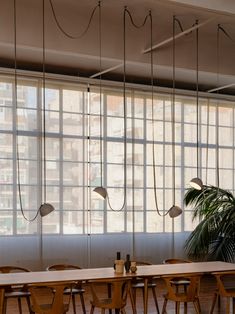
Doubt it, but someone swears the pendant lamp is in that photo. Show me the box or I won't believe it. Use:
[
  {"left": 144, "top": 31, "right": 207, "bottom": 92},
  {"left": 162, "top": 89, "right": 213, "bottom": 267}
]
[
  {"left": 37, "top": 0, "right": 55, "bottom": 217},
  {"left": 93, "top": 2, "right": 107, "bottom": 201},
  {"left": 94, "top": 6, "right": 127, "bottom": 211},
  {"left": 189, "top": 20, "right": 203, "bottom": 190},
  {"left": 151, "top": 14, "right": 182, "bottom": 218},
  {"left": 168, "top": 15, "right": 182, "bottom": 218},
  {"left": 14, "top": 0, "right": 54, "bottom": 221}
]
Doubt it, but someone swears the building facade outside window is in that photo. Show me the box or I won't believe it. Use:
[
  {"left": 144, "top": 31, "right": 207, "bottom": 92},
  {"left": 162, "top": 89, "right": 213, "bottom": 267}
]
[{"left": 0, "top": 76, "right": 234, "bottom": 236}]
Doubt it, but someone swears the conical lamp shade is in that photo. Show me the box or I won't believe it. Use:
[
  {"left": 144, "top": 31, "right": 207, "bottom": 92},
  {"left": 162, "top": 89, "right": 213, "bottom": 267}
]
[
  {"left": 190, "top": 177, "right": 203, "bottom": 190},
  {"left": 168, "top": 205, "right": 182, "bottom": 218},
  {"left": 39, "top": 203, "right": 55, "bottom": 217},
  {"left": 93, "top": 186, "right": 107, "bottom": 199}
]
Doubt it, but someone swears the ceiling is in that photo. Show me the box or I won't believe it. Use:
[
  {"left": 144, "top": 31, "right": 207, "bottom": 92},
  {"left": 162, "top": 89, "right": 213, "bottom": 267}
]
[{"left": 0, "top": 0, "right": 235, "bottom": 94}]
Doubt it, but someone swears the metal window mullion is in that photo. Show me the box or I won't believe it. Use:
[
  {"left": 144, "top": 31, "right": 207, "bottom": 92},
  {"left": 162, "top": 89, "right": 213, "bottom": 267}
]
[
  {"left": 143, "top": 95, "right": 147, "bottom": 233},
  {"left": 163, "top": 99, "right": 166, "bottom": 232},
  {"left": 37, "top": 79, "right": 43, "bottom": 236},
  {"left": 131, "top": 90, "right": 135, "bottom": 236},
  {"left": 103, "top": 92, "right": 107, "bottom": 233},
  {"left": 180, "top": 101, "right": 185, "bottom": 231},
  {"left": 82, "top": 85, "right": 88, "bottom": 234},
  {"left": 12, "top": 80, "right": 17, "bottom": 235},
  {"left": 59, "top": 87, "right": 63, "bottom": 234}
]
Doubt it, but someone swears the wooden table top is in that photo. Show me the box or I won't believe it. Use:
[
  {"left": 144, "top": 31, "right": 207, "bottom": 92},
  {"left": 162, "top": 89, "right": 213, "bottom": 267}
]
[{"left": 0, "top": 261, "right": 234, "bottom": 286}]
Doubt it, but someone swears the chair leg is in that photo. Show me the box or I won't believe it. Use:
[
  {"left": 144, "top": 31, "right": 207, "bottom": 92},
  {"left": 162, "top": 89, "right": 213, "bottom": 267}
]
[
  {"left": 80, "top": 293, "right": 86, "bottom": 314},
  {"left": 176, "top": 301, "right": 180, "bottom": 314},
  {"left": 226, "top": 297, "right": 230, "bottom": 314},
  {"left": 184, "top": 301, "right": 187, "bottom": 314},
  {"left": 128, "top": 285, "right": 137, "bottom": 314},
  {"left": 193, "top": 301, "right": 200, "bottom": 314},
  {"left": 25, "top": 295, "right": 34, "bottom": 314},
  {"left": 72, "top": 294, "right": 76, "bottom": 314},
  {"left": 151, "top": 286, "right": 160, "bottom": 314},
  {"left": 161, "top": 298, "right": 167, "bottom": 314},
  {"left": 3, "top": 299, "right": 7, "bottom": 314},
  {"left": 210, "top": 292, "right": 218, "bottom": 314},
  {"left": 90, "top": 305, "right": 95, "bottom": 314},
  {"left": 132, "top": 288, "right": 136, "bottom": 308},
  {"left": 17, "top": 297, "right": 22, "bottom": 314}
]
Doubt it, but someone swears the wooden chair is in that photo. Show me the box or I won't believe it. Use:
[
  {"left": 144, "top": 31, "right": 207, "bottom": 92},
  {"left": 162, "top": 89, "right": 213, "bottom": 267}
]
[
  {"left": 0, "top": 266, "right": 32, "bottom": 314},
  {"left": 28, "top": 282, "right": 73, "bottom": 314},
  {"left": 131, "top": 261, "right": 160, "bottom": 314},
  {"left": 161, "top": 273, "right": 202, "bottom": 314},
  {"left": 210, "top": 271, "right": 235, "bottom": 314},
  {"left": 163, "top": 259, "right": 193, "bottom": 294},
  {"left": 89, "top": 277, "right": 136, "bottom": 314},
  {"left": 46, "top": 264, "right": 86, "bottom": 314}
]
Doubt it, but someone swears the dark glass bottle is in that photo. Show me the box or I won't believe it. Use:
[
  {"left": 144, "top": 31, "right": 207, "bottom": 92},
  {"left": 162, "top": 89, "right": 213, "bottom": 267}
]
[{"left": 125, "top": 254, "right": 131, "bottom": 272}]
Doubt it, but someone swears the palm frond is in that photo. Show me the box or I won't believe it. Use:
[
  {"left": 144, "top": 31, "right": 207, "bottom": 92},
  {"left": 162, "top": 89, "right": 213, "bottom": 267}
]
[{"left": 184, "top": 185, "right": 235, "bottom": 262}]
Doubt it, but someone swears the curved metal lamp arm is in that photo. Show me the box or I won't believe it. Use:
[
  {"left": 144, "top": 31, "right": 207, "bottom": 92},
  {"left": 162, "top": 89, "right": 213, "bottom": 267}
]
[
  {"left": 93, "top": 187, "right": 125, "bottom": 211},
  {"left": 20, "top": 203, "right": 55, "bottom": 222}
]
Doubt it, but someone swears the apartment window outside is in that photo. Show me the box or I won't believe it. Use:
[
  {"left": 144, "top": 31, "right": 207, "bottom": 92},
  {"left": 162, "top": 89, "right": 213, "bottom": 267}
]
[{"left": 0, "top": 76, "right": 234, "bottom": 236}]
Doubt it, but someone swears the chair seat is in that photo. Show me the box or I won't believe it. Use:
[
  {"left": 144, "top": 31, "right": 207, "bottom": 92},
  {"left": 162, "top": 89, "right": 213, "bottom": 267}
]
[
  {"left": 31, "top": 303, "right": 70, "bottom": 313},
  {"left": 132, "top": 282, "right": 157, "bottom": 289},
  {"left": 5, "top": 291, "right": 31, "bottom": 298},
  {"left": 164, "top": 292, "right": 199, "bottom": 303},
  {"left": 91, "top": 298, "right": 115, "bottom": 308},
  {"left": 170, "top": 279, "right": 190, "bottom": 286}
]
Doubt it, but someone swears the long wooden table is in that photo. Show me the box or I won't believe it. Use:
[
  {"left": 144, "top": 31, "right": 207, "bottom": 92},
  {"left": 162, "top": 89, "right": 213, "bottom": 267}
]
[{"left": 0, "top": 261, "right": 234, "bottom": 313}]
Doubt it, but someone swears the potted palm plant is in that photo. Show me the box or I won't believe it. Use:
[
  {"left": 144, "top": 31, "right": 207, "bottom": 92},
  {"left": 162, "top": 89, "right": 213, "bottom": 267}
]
[{"left": 184, "top": 185, "right": 235, "bottom": 262}]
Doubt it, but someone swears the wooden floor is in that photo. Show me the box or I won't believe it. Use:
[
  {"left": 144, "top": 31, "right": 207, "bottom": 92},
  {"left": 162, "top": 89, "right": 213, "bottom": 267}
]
[{"left": 3, "top": 275, "right": 233, "bottom": 313}]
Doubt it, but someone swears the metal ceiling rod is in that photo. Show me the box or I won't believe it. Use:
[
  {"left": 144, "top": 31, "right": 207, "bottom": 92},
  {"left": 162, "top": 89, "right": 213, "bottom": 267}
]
[
  {"left": 142, "top": 17, "right": 215, "bottom": 53},
  {"left": 207, "top": 83, "right": 235, "bottom": 93},
  {"left": 90, "top": 63, "right": 123, "bottom": 78}
]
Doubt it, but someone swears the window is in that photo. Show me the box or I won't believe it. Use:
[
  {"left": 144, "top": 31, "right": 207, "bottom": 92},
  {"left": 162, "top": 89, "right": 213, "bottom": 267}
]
[{"left": 0, "top": 76, "right": 234, "bottom": 235}]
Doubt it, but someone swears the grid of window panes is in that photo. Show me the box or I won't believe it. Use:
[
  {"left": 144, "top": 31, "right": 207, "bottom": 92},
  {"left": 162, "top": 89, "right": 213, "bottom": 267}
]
[{"left": 0, "top": 76, "right": 234, "bottom": 235}]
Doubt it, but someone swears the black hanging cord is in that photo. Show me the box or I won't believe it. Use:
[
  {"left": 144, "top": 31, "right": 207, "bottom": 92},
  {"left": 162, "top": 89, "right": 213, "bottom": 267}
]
[
  {"left": 125, "top": 7, "right": 149, "bottom": 28},
  {"left": 216, "top": 24, "right": 220, "bottom": 188},
  {"left": 98, "top": 2, "right": 103, "bottom": 187},
  {"left": 172, "top": 16, "right": 176, "bottom": 207},
  {"left": 218, "top": 24, "right": 235, "bottom": 44},
  {"left": 149, "top": 11, "right": 161, "bottom": 215},
  {"left": 48, "top": 0, "right": 99, "bottom": 39},
  {"left": 106, "top": 7, "right": 151, "bottom": 211},
  {"left": 196, "top": 20, "right": 199, "bottom": 178},
  {"left": 14, "top": 0, "right": 38, "bottom": 221},
  {"left": 43, "top": 0, "right": 47, "bottom": 205},
  {"left": 107, "top": 6, "right": 128, "bottom": 211}
]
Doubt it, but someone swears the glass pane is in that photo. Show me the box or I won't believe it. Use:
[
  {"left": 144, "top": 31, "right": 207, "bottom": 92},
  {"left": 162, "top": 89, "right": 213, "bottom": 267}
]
[
  {"left": 63, "top": 89, "right": 83, "bottom": 113},
  {"left": 0, "top": 211, "right": 13, "bottom": 235},
  {"left": 63, "top": 211, "right": 83, "bottom": 234},
  {"left": 63, "top": 113, "right": 83, "bottom": 135}
]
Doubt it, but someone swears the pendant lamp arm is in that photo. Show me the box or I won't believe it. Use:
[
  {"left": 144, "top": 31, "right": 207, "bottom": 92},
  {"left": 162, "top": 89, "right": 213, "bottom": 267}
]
[
  {"left": 98, "top": 1, "right": 103, "bottom": 187},
  {"left": 172, "top": 15, "right": 176, "bottom": 206},
  {"left": 149, "top": 11, "right": 160, "bottom": 214},
  {"left": 216, "top": 24, "right": 220, "bottom": 188},
  {"left": 42, "top": 0, "right": 47, "bottom": 204},
  {"left": 106, "top": 6, "right": 128, "bottom": 211},
  {"left": 196, "top": 20, "right": 199, "bottom": 177},
  {"left": 14, "top": 0, "right": 26, "bottom": 221}
]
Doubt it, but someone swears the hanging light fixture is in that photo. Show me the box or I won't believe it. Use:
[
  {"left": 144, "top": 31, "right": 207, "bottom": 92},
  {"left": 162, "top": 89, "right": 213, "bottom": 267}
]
[
  {"left": 151, "top": 14, "right": 182, "bottom": 218},
  {"left": 37, "top": 0, "right": 55, "bottom": 217},
  {"left": 14, "top": 0, "right": 54, "bottom": 221},
  {"left": 94, "top": 6, "right": 128, "bottom": 211},
  {"left": 93, "top": 2, "right": 107, "bottom": 201},
  {"left": 189, "top": 20, "right": 203, "bottom": 190},
  {"left": 168, "top": 15, "right": 183, "bottom": 218}
]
